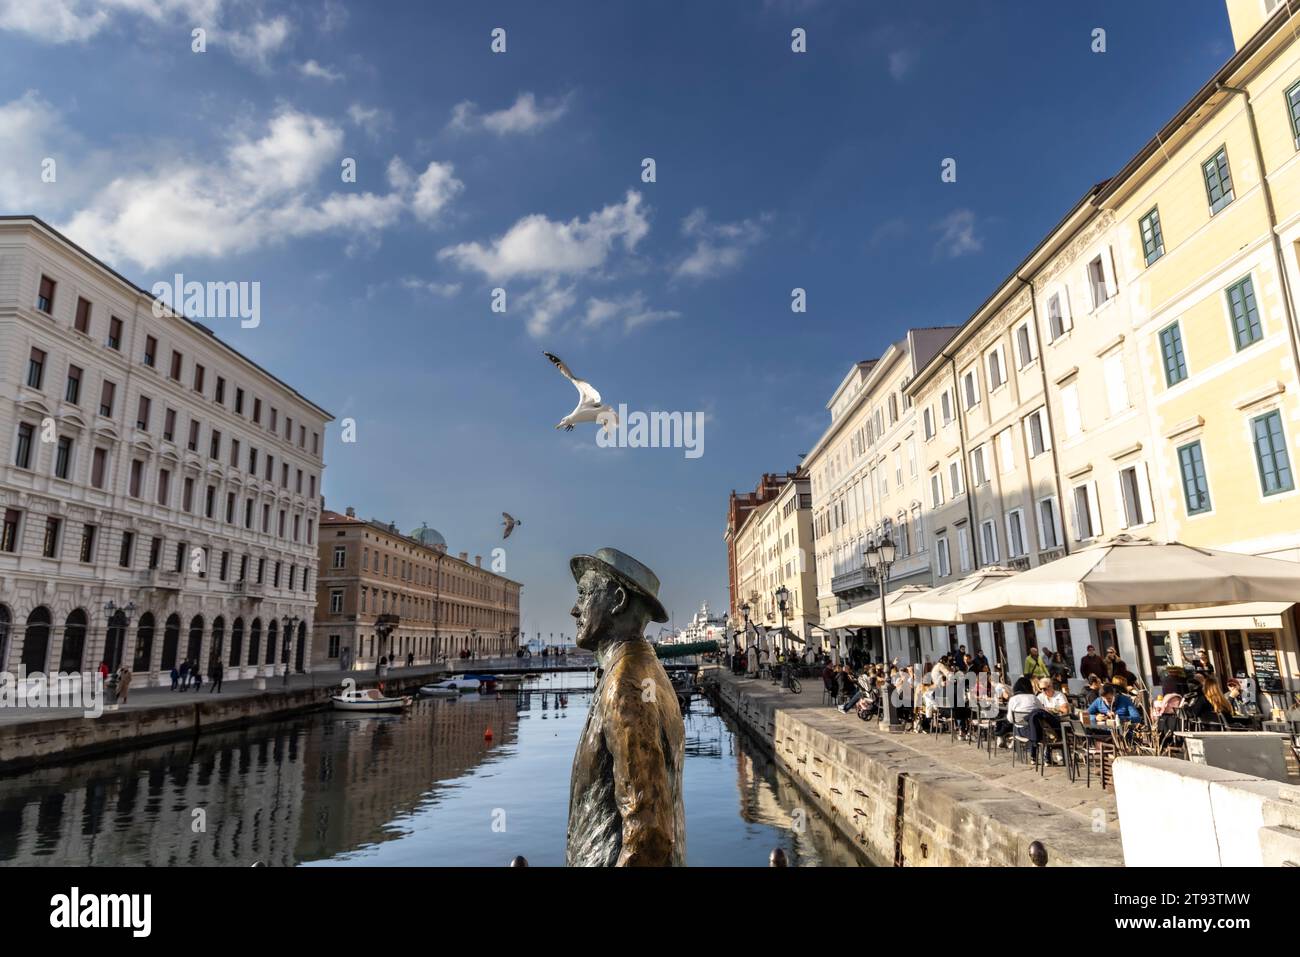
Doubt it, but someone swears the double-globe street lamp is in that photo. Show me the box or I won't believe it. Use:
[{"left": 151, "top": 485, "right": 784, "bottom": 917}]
[
  {"left": 773, "top": 585, "right": 790, "bottom": 658},
  {"left": 739, "top": 601, "right": 752, "bottom": 660},
  {"left": 102, "top": 600, "right": 137, "bottom": 674},
  {"left": 281, "top": 615, "right": 299, "bottom": 686},
  {"left": 863, "top": 535, "right": 899, "bottom": 730}
]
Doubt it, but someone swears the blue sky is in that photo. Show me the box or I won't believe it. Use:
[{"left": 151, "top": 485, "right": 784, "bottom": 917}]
[{"left": 0, "top": 0, "right": 1237, "bottom": 641}]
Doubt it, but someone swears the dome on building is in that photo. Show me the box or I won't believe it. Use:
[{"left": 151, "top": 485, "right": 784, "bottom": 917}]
[{"left": 410, "top": 524, "right": 447, "bottom": 550}]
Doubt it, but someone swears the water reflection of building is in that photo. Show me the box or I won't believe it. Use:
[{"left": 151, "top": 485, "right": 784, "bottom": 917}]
[{"left": 0, "top": 697, "right": 520, "bottom": 866}]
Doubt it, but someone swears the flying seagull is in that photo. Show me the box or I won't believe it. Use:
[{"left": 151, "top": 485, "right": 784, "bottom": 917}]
[
  {"left": 543, "top": 352, "right": 618, "bottom": 433},
  {"left": 502, "top": 512, "right": 521, "bottom": 539}
]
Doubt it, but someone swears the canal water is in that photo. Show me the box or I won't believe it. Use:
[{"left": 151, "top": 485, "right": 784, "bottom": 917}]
[{"left": 0, "top": 674, "right": 868, "bottom": 866}]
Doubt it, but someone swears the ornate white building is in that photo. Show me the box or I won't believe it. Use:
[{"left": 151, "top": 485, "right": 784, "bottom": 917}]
[{"left": 0, "top": 216, "right": 331, "bottom": 684}]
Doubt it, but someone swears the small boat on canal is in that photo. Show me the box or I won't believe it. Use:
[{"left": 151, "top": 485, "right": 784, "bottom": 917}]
[{"left": 331, "top": 688, "right": 413, "bottom": 712}]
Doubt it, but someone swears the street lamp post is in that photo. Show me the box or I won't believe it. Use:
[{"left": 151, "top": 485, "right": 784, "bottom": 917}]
[
  {"left": 102, "top": 600, "right": 137, "bottom": 673},
  {"left": 739, "top": 601, "right": 752, "bottom": 660},
  {"left": 864, "top": 536, "right": 899, "bottom": 731},
  {"left": 774, "top": 585, "right": 790, "bottom": 657}
]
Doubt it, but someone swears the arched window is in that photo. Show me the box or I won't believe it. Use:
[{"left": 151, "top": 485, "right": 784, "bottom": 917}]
[
  {"left": 266, "top": 620, "right": 279, "bottom": 665},
  {"left": 211, "top": 616, "right": 226, "bottom": 665},
  {"left": 248, "top": 619, "right": 262, "bottom": 666},
  {"left": 134, "top": 613, "right": 155, "bottom": 672},
  {"left": 21, "top": 607, "right": 50, "bottom": 673},
  {"left": 59, "top": 609, "right": 88, "bottom": 673},
  {"left": 229, "top": 618, "right": 244, "bottom": 667},
  {"left": 161, "top": 613, "right": 181, "bottom": 671},
  {"left": 186, "top": 615, "right": 204, "bottom": 665},
  {"left": 0, "top": 605, "right": 11, "bottom": 672},
  {"left": 105, "top": 610, "right": 128, "bottom": 672}
]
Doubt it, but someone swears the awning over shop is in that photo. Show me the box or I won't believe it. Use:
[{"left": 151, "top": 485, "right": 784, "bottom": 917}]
[{"left": 1143, "top": 602, "right": 1292, "bottom": 633}]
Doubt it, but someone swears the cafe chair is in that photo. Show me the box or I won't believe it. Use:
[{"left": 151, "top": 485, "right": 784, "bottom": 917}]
[{"left": 1010, "top": 714, "right": 1037, "bottom": 771}]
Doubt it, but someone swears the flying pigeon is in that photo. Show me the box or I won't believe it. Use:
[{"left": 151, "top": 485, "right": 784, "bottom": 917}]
[
  {"left": 502, "top": 512, "right": 521, "bottom": 539},
  {"left": 543, "top": 351, "right": 618, "bottom": 434}
]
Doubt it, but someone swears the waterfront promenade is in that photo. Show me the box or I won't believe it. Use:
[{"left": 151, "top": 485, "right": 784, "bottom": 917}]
[{"left": 709, "top": 666, "right": 1124, "bottom": 866}]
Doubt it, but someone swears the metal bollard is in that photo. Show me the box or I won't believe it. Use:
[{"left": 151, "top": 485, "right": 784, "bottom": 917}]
[
  {"left": 1028, "top": 841, "right": 1048, "bottom": 867},
  {"left": 509, "top": 856, "right": 529, "bottom": 867},
  {"left": 769, "top": 848, "right": 788, "bottom": 867}
]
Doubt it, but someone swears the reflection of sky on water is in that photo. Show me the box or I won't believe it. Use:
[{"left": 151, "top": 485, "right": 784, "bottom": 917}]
[{"left": 0, "top": 674, "right": 868, "bottom": 867}]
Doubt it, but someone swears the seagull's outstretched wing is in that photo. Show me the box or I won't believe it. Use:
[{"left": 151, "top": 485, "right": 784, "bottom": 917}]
[
  {"left": 502, "top": 512, "right": 518, "bottom": 539},
  {"left": 544, "top": 351, "right": 601, "bottom": 407}
]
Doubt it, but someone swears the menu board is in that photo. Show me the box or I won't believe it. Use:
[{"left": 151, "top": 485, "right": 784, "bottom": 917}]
[
  {"left": 1178, "top": 632, "right": 1202, "bottom": 666},
  {"left": 1248, "top": 634, "right": 1284, "bottom": 693}
]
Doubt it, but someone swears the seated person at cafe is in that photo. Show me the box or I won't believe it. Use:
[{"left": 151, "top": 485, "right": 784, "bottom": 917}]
[
  {"left": 997, "top": 677, "right": 1044, "bottom": 751},
  {"left": 1225, "top": 678, "right": 1258, "bottom": 720},
  {"left": 1087, "top": 682, "right": 1142, "bottom": 723},
  {"left": 1083, "top": 673, "right": 1104, "bottom": 705},
  {"left": 1037, "top": 678, "right": 1070, "bottom": 716},
  {"left": 1180, "top": 673, "right": 1232, "bottom": 726}
]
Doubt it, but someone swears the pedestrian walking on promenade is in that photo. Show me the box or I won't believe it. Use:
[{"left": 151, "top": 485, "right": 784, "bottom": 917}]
[
  {"left": 178, "top": 659, "right": 190, "bottom": 691},
  {"left": 192, "top": 662, "right": 203, "bottom": 691},
  {"left": 170, "top": 665, "right": 179, "bottom": 691},
  {"left": 210, "top": 659, "right": 223, "bottom": 693},
  {"left": 116, "top": 666, "right": 133, "bottom": 704},
  {"left": 407, "top": 652, "right": 414, "bottom": 668}
]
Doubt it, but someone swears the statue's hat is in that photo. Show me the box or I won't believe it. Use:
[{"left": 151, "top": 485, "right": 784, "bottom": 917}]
[{"left": 570, "top": 548, "right": 669, "bottom": 623}]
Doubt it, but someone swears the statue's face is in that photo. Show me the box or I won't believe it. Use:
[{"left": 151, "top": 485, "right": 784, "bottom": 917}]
[{"left": 571, "top": 570, "right": 620, "bottom": 650}]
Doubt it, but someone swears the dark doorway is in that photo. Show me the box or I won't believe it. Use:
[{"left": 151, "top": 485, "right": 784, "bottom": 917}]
[
  {"left": 160, "top": 614, "right": 181, "bottom": 671},
  {"left": 59, "top": 610, "right": 87, "bottom": 673},
  {"left": 133, "top": 613, "right": 155, "bottom": 672},
  {"left": 266, "top": 620, "right": 278, "bottom": 666},
  {"left": 0, "top": 605, "right": 11, "bottom": 672},
  {"left": 21, "top": 607, "right": 51, "bottom": 673},
  {"left": 229, "top": 618, "right": 244, "bottom": 667},
  {"left": 105, "top": 611, "right": 128, "bottom": 672},
  {"left": 295, "top": 621, "right": 307, "bottom": 672},
  {"left": 248, "top": 619, "right": 261, "bottom": 666}
]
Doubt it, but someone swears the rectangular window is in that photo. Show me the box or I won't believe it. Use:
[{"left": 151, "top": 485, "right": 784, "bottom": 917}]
[
  {"left": 923, "top": 407, "right": 935, "bottom": 440},
  {"left": 1025, "top": 408, "right": 1051, "bottom": 457},
  {"left": 74, "top": 297, "right": 92, "bottom": 334},
  {"left": 949, "top": 460, "right": 964, "bottom": 497},
  {"left": 162, "top": 407, "right": 176, "bottom": 442},
  {"left": 27, "top": 347, "right": 46, "bottom": 389},
  {"left": 174, "top": 542, "right": 186, "bottom": 574},
  {"left": 107, "top": 317, "right": 122, "bottom": 350},
  {"left": 1047, "top": 292, "right": 1070, "bottom": 340},
  {"left": 209, "top": 430, "right": 221, "bottom": 459},
  {"left": 936, "top": 537, "right": 951, "bottom": 578},
  {"left": 963, "top": 369, "right": 980, "bottom": 408},
  {"left": 129, "top": 459, "right": 143, "bottom": 498},
  {"left": 328, "top": 635, "right": 340, "bottom": 658},
  {"left": 42, "top": 517, "right": 60, "bottom": 558},
  {"left": 1016, "top": 321, "right": 1036, "bottom": 367},
  {"left": 65, "top": 365, "right": 82, "bottom": 404},
  {"left": 235, "top": 388, "right": 245, "bottom": 415},
  {"left": 1227, "top": 276, "right": 1263, "bottom": 350},
  {"left": 1103, "top": 353, "right": 1130, "bottom": 417},
  {"left": 980, "top": 519, "right": 999, "bottom": 564},
  {"left": 930, "top": 472, "right": 944, "bottom": 508},
  {"left": 215, "top": 376, "right": 225, "bottom": 404},
  {"left": 156, "top": 468, "right": 170, "bottom": 506},
  {"left": 205, "top": 484, "right": 216, "bottom": 519},
  {"left": 54, "top": 436, "right": 72, "bottom": 479},
  {"left": 970, "top": 445, "right": 987, "bottom": 486},
  {"left": 330, "top": 590, "right": 344, "bottom": 614},
  {"left": 998, "top": 427, "right": 1014, "bottom": 473},
  {"left": 1061, "top": 382, "right": 1082, "bottom": 438},
  {"left": 15, "top": 422, "right": 34, "bottom": 469},
  {"left": 1088, "top": 255, "right": 1110, "bottom": 308},
  {"left": 91, "top": 447, "right": 108, "bottom": 489},
  {"left": 1037, "top": 498, "right": 1061, "bottom": 550},
  {"left": 1140, "top": 207, "right": 1165, "bottom": 266},
  {"left": 940, "top": 390, "right": 953, "bottom": 425},
  {"left": 188, "top": 419, "right": 200, "bottom": 452},
  {"left": 220, "top": 551, "right": 230, "bottom": 582},
  {"left": 1203, "top": 146, "right": 1235, "bottom": 215},
  {"left": 1118, "top": 464, "right": 1154, "bottom": 527},
  {"left": 1178, "top": 441, "right": 1212, "bottom": 515},
  {"left": 987, "top": 346, "right": 1005, "bottom": 391},
  {"left": 79, "top": 524, "right": 96, "bottom": 563},
  {"left": 225, "top": 492, "right": 235, "bottom": 524},
  {"left": 183, "top": 476, "right": 194, "bottom": 512},
  {"left": 148, "top": 537, "right": 161, "bottom": 570},
  {"left": 1288, "top": 79, "right": 1300, "bottom": 148},
  {"left": 136, "top": 394, "right": 151, "bottom": 431},
  {"left": 144, "top": 335, "right": 156, "bottom": 367},
  {"left": 333, "top": 545, "right": 346, "bottom": 569},
  {"left": 99, "top": 380, "right": 115, "bottom": 417},
  {"left": 119, "top": 530, "right": 134, "bottom": 568},
  {"left": 230, "top": 438, "right": 240, "bottom": 467},
  {"left": 1, "top": 509, "right": 20, "bottom": 552},
  {"left": 1006, "top": 509, "right": 1027, "bottom": 558},
  {"left": 253, "top": 397, "right": 262, "bottom": 424},
  {"left": 193, "top": 364, "right": 205, "bottom": 394},
  {"left": 1253, "top": 410, "right": 1294, "bottom": 495},
  {"left": 1160, "top": 323, "right": 1188, "bottom": 385},
  {"left": 169, "top": 351, "right": 183, "bottom": 381},
  {"left": 36, "top": 275, "right": 55, "bottom": 313},
  {"left": 1073, "top": 483, "right": 1100, "bottom": 540}
]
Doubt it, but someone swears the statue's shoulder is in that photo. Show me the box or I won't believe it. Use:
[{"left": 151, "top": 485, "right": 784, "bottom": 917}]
[{"left": 601, "top": 641, "right": 662, "bottom": 698}]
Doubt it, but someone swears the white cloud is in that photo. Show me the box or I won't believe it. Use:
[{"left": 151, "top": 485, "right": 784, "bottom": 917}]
[
  {"left": 448, "top": 91, "right": 570, "bottom": 135},
  {"left": 347, "top": 102, "right": 392, "bottom": 139},
  {"left": 5, "top": 98, "right": 465, "bottom": 270},
  {"left": 298, "top": 59, "right": 342, "bottom": 82},
  {"left": 888, "top": 48, "right": 918, "bottom": 81},
  {"left": 933, "top": 208, "right": 983, "bottom": 258},
  {"left": 0, "top": 0, "right": 222, "bottom": 43},
  {"left": 583, "top": 292, "right": 679, "bottom": 333},
  {"left": 224, "top": 14, "right": 290, "bottom": 70},
  {"left": 673, "top": 209, "right": 768, "bottom": 280},
  {"left": 439, "top": 190, "right": 649, "bottom": 281},
  {"left": 517, "top": 277, "right": 577, "bottom": 338}
]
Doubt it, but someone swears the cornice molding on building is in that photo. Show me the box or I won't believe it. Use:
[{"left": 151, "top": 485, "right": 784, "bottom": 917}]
[
  {"left": 1109, "top": 441, "right": 1144, "bottom": 462},
  {"left": 1164, "top": 415, "right": 1206, "bottom": 440},
  {"left": 1234, "top": 380, "right": 1286, "bottom": 410}
]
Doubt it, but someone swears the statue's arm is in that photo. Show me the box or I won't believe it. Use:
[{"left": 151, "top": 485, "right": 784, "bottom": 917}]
[{"left": 606, "top": 685, "right": 675, "bottom": 866}]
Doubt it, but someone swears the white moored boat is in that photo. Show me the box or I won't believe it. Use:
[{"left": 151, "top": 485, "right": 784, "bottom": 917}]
[
  {"left": 418, "top": 683, "right": 461, "bottom": 697},
  {"left": 331, "top": 688, "right": 413, "bottom": 712}
]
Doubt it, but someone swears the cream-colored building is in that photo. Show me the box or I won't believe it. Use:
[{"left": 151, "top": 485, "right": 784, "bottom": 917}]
[
  {"left": 755, "top": 472, "right": 817, "bottom": 646},
  {"left": 806, "top": 328, "right": 956, "bottom": 663},
  {"left": 0, "top": 216, "right": 329, "bottom": 684},
  {"left": 899, "top": 0, "right": 1300, "bottom": 702},
  {"left": 731, "top": 497, "right": 771, "bottom": 642}
]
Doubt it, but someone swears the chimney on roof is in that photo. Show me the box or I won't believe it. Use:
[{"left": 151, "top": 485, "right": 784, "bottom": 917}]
[
  {"left": 345, "top": 506, "right": 355, "bottom": 518},
  {"left": 459, "top": 551, "right": 468, "bottom": 561},
  {"left": 475, "top": 555, "right": 482, "bottom": 567}
]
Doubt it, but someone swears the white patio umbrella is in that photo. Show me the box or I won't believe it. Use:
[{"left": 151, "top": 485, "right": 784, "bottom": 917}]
[
  {"left": 820, "top": 585, "right": 933, "bottom": 629},
  {"left": 955, "top": 535, "right": 1300, "bottom": 685},
  {"left": 900, "top": 567, "right": 1019, "bottom": 623}
]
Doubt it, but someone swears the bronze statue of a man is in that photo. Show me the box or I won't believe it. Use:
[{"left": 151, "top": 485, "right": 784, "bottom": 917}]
[{"left": 566, "top": 548, "right": 685, "bottom": 867}]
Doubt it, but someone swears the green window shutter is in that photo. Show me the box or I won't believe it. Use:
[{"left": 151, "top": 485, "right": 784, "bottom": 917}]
[
  {"left": 1140, "top": 207, "right": 1164, "bottom": 266},
  {"left": 1227, "top": 277, "right": 1263, "bottom": 350},
  {"left": 1204, "top": 147, "right": 1235, "bottom": 214},
  {"left": 1254, "top": 411, "right": 1295, "bottom": 495},
  {"left": 1159, "top": 324, "right": 1187, "bottom": 385},
  {"left": 1177, "top": 441, "right": 1211, "bottom": 514}
]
